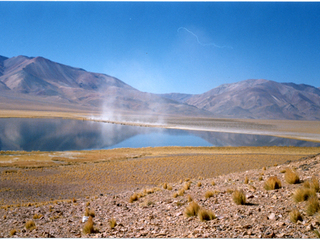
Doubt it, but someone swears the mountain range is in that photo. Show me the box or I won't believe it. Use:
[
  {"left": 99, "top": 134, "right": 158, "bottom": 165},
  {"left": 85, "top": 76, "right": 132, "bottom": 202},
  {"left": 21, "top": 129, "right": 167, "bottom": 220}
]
[{"left": 1, "top": 55, "right": 320, "bottom": 120}]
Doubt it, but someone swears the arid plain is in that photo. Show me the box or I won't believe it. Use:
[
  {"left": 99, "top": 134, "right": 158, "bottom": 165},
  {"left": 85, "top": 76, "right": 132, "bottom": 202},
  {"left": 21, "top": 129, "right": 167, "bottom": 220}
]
[{"left": 1, "top": 109, "right": 320, "bottom": 237}]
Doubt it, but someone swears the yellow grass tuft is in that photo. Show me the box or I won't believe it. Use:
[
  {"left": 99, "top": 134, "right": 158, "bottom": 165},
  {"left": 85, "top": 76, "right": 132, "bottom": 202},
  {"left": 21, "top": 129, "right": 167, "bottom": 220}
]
[
  {"left": 162, "top": 183, "right": 167, "bottom": 189},
  {"left": 33, "top": 213, "right": 42, "bottom": 219},
  {"left": 184, "top": 201, "right": 200, "bottom": 217},
  {"left": 284, "top": 168, "right": 300, "bottom": 184},
  {"left": 304, "top": 177, "right": 320, "bottom": 192},
  {"left": 204, "top": 190, "right": 215, "bottom": 199},
  {"left": 83, "top": 216, "right": 95, "bottom": 234},
  {"left": 9, "top": 229, "right": 17, "bottom": 236},
  {"left": 306, "top": 195, "right": 320, "bottom": 216},
  {"left": 173, "top": 192, "right": 179, "bottom": 198},
  {"left": 129, "top": 193, "right": 139, "bottom": 203},
  {"left": 211, "top": 181, "right": 216, "bottom": 186},
  {"left": 232, "top": 190, "right": 246, "bottom": 205},
  {"left": 25, "top": 220, "right": 36, "bottom": 230},
  {"left": 84, "top": 208, "right": 95, "bottom": 217},
  {"left": 178, "top": 188, "right": 185, "bottom": 196},
  {"left": 167, "top": 184, "right": 173, "bottom": 191},
  {"left": 183, "top": 182, "right": 191, "bottom": 190},
  {"left": 293, "top": 187, "right": 316, "bottom": 203},
  {"left": 187, "top": 195, "right": 193, "bottom": 202},
  {"left": 264, "top": 176, "right": 281, "bottom": 190},
  {"left": 244, "top": 176, "right": 249, "bottom": 184},
  {"left": 198, "top": 208, "right": 216, "bottom": 221},
  {"left": 197, "top": 182, "right": 202, "bottom": 187},
  {"left": 109, "top": 218, "right": 117, "bottom": 229},
  {"left": 289, "top": 208, "right": 303, "bottom": 223}
]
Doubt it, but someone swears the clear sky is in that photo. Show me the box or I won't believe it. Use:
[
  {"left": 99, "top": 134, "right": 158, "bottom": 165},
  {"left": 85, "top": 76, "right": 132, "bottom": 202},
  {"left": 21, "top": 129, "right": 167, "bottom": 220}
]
[{"left": 1, "top": 2, "right": 319, "bottom": 94}]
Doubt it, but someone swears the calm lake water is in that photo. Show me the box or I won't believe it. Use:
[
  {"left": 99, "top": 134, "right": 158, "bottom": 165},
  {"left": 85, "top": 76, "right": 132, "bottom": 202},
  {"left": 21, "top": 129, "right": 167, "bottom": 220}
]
[{"left": 0, "top": 118, "right": 319, "bottom": 151}]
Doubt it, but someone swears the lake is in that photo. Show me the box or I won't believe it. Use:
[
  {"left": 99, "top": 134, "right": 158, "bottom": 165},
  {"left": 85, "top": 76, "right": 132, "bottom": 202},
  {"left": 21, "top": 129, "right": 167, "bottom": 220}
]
[{"left": 0, "top": 118, "right": 319, "bottom": 151}]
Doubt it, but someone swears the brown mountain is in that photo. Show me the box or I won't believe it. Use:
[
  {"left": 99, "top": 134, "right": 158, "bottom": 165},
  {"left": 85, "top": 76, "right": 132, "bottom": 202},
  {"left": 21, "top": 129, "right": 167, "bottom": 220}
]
[
  {"left": 0, "top": 55, "right": 211, "bottom": 117},
  {"left": 163, "top": 79, "right": 320, "bottom": 120}
]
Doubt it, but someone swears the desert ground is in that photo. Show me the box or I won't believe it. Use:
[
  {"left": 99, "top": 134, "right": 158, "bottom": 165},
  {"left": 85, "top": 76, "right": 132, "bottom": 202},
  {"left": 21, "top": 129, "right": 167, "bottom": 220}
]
[{"left": 1, "top": 109, "right": 320, "bottom": 237}]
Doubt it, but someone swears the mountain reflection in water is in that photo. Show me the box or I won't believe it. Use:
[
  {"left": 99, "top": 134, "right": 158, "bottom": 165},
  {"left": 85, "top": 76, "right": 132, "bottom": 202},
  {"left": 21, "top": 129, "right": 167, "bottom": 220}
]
[{"left": 0, "top": 118, "right": 319, "bottom": 151}]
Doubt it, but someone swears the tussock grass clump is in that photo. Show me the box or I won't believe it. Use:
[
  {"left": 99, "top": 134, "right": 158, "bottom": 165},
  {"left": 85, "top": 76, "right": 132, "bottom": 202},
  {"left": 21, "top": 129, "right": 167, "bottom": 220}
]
[
  {"left": 232, "top": 190, "right": 246, "bottom": 205},
  {"left": 187, "top": 195, "right": 193, "bottom": 202},
  {"left": 173, "top": 192, "right": 179, "bottom": 198},
  {"left": 284, "top": 168, "right": 300, "bottom": 184},
  {"left": 85, "top": 208, "right": 95, "bottom": 217},
  {"left": 73, "top": 198, "right": 77, "bottom": 203},
  {"left": 264, "top": 176, "right": 282, "bottom": 190},
  {"left": 33, "top": 213, "right": 42, "bottom": 219},
  {"left": 211, "top": 181, "right": 216, "bottom": 186},
  {"left": 178, "top": 188, "right": 185, "bottom": 196},
  {"left": 25, "top": 220, "right": 36, "bottom": 230},
  {"left": 140, "top": 199, "right": 154, "bottom": 207},
  {"left": 293, "top": 187, "right": 316, "bottom": 203},
  {"left": 197, "top": 182, "right": 202, "bottom": 187},
  {"left": 289, "top": 208, "right": 303, "bottom": 223},
  {"left": 167, "top": 185, "right": 173, "bottom": 191},
  {"left": 204, "top": 191, "right": 215, "bottom": 199},
  {"left": 183, "top": 182, "right": 191, "bottom": 190},
  {"left": 314, "top": 229, "right": 320, "bottom": 238},
  {"left": 304, "top": 177, "right": 320, "bottom": 192},
  {"left": 244, "top": 176, "right": 249, "bottom": 184},
  {"left": 198, "top": 208, "right": 216, "bottom": 221},
  {"left": 129, "top": 193, "right": 139, "bottom": 203},
  {"left": 83, "top": 216, "right": 95, "bottom": 234},
  {"left": 109, "top": 218, "right": 117, "bottom": 229},
  {"left": 162, "top": 183, "right": 167, "bottom": 189},
  {"left": 184, "top": 201, "right": 200, "bottom": 217},
  {"left": 9, "top": 229, "right": 17, "bottom": 236},
  {"left": 306, "top": 196, "right": 320, "bottom": 216}
]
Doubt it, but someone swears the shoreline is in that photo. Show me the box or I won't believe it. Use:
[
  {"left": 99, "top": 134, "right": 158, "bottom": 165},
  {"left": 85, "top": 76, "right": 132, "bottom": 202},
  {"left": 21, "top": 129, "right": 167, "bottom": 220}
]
[{"left": 1, "top": 110, "right": 320, "bottom": 143}]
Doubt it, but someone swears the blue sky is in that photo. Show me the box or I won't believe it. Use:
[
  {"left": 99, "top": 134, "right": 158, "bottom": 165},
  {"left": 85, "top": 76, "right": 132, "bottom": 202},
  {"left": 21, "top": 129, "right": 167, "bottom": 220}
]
[{"left": 0, "top": 2, "right": 319, "bottom": 94}]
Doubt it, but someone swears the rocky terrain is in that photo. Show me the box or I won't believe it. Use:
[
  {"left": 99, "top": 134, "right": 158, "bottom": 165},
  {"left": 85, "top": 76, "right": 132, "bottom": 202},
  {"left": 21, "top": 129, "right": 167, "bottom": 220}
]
[{"left": 1, "top": 153, "right": 320, "bottom": 238}]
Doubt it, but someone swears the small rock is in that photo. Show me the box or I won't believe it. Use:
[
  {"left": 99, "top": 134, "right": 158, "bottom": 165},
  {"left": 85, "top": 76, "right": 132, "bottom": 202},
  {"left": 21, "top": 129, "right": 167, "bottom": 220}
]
[{"left": 268, "top": 213, "right": 276, "bottom": 220}]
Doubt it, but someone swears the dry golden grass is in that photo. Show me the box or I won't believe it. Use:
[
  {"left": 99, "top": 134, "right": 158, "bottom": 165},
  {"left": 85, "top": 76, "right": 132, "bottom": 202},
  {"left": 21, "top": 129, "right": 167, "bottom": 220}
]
[
  {"left": 109, "top": 218, "right": 117, "bottom": 229},
  {"left": 173, "top": 192, "right": 179, "bottom": 198},
  {"left": 304, "top": 177, "right": 320, "bottom": 192},
  {"left": 197, "top": 182, "right": 202, "bottom": 187},
  {"left": 33, "top": 213, "right": 42, "bottom": 219},
  {"left": 162, "top": 183, "right": 167, "bottom": 189},
  {"left": 284, "top": 168, "right": 300, "bottom": 184},
  {"left": 84, "top": 208, "right": 95, "bottom": 217},
  {"left": 306, "top": 196, "right": 320, "bottom": 216},
  {"left": 184, "top": 201, "right": 200, "bottom": 217},
  {"left": 1, "top": 146, "right": 318, "bottom": 205},
  {"left": 178, "top": 188, "right": 185, "bottom": 196},
  {"left": 183, "top": 182, "right": 191, "bottom": 190},
  {"left": 204, "top": 191, "right": 215, "bottom": 199},
  {"left": 9, "top": 229, "right": 17, "bottom": 236},
  {"left": 244, "top": 176, "right": 249, "bottom": 184},
  {"left": 25, "top": 220, "right": 36, "bottom": 230},
  {"left": 187, "top": 195, "right": 193, "bottom": 202},
  {"left": 289, "top": 208, "right": 303, "bottom": 223},
  {"left": 198, "top": 208, "right": 215, "bottom": 221},
  {"left": 264, "top": 176, "right": 282, "bottom": 190},
  {"left": 167, "top": 184, "right": 173, "bottom": 191},
  {"left": 83, "top": 216, "right": 94, "bottom": 234},
  {"left": 129, "top": 193, "right": 139, "bottom": 203},
  {"left": 293, "top": 187, "right": 316, "bottom": 203},
  {"left": 232, "top": 190, "right": 246, "bottom": 205},
  {"left": 211, "top": 181, "right": 216, "bottom": 186}
]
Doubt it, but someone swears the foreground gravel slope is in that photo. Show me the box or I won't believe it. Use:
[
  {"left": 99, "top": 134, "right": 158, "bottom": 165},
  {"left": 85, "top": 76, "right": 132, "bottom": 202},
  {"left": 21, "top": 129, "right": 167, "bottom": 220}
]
[{"left": 1, "top": 154, "right": 320, "bottom": 238}]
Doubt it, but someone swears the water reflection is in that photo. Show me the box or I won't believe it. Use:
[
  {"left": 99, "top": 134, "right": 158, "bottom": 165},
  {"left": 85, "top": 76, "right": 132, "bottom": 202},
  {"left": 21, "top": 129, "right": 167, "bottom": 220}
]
[{"left": 0, "top": 118, "right": 319, "bottom": 151}]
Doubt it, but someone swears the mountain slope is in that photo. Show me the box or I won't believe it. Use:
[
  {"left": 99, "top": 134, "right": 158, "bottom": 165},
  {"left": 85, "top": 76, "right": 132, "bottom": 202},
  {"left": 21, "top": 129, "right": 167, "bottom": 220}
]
[
  {"left": 0, "top": 55, "right": 212, "bottom": 117},
  {"left": 182, "top": 79, "right": 320, "bottom": 120}
]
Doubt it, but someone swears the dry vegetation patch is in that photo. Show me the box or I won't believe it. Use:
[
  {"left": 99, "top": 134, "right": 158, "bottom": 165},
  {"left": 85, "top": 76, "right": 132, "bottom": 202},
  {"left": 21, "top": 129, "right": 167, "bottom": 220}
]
[
  {"left": 285, "top": 168, "right": 300, "bottom": 184},
  {"left": 264, "top": 176, "right": 282, "bottom": 190}
]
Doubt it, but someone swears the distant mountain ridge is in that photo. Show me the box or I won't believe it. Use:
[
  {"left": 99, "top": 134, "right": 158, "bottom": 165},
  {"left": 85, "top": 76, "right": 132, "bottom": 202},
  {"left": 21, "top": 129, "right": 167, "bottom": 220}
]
[
  {"left": 162, "top": 79, "right": 320, "bottom": 120},
  {"left": 0, "top": 55, "right": 211, "bottom": 116},
  {"left": 0, "top": 55, "right": 319, "bottom": 120}
]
